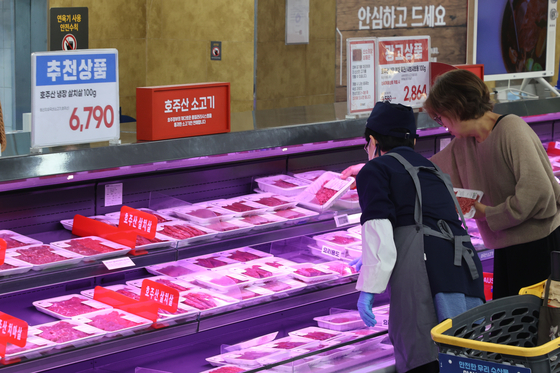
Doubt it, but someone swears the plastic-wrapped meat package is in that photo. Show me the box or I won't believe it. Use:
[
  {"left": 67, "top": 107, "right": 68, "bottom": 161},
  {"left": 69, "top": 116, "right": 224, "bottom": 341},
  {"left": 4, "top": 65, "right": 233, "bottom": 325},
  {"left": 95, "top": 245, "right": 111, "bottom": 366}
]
[
  {"left": 0, "top": 233, "right": 35, "bottom": 248},
  {"left": 294, "top": 267, "right": 330, "bottom": 277},
  {"left": 136, "top": 235, "right": 165, "bottom": 246},
  {"left": 157, "top": 264, "right": 196, "bottom": 277},
  {"left": 226, "top": 250, "right": 263, "bottom": 262},
  {"left": 299, "top": 331, "right": 337, "bottom": 341},
  {"left": 193, "top": 256, "right": 230, "bottom": 269},
  {"left": 86, "top": 311, "right": 142, "bottom": 331},
  {"left": 149, "top": 213, "right": 173, "bottom": 223},
  {"left": 241, "top": 265, "right": 273, "bottom": 279},
  {"left": 205, "top": 221, "right": 240, "bottom": 232},
  {"left": 37, "top": 321, "right": 91, "bottom": 343},
  {"left": 0, "top": 262, "right": 15, "bottom": 270},
  {"left": 329, "top": 235, "right": 359, "bottom": 245},
  {"left": 59, "top": 238, "right": 121, "bottom": 255},
  {"left": 12, "top": 245, "right": 70, "bottom": 265},
  {"left": 315, "top": 180, "right": 338, "bottom": 205},
  {"left": 116, "top": 288, "right": 141, "bottom": 301},
  {"left": 221, "top": 202, "right": 257, "bottom": 213},
  {"left": 189, "top": 209, "right": 222, "bottom": 218},
  {"left": 181, "top": 292, "right": 221, "bottom": 310},
  {"left": 274, "top": 209, "right": 305, "bottom": 219},
  {"left": 204, "top": 367, "right": 245, "bottom": 373},
  {"left": 43, "top": 296, "right": 98, "bottom": 317},
  {"left": 241, "top": 215, "right": 270, "bottom": 225},
  {"left": 254, "top": 196, "right": 288, "bottom": 207},
  {"left": 321, "top": 262, "right": 357, "bottom": 276},
  {"left": 159, "top": 224, "right": 208, "bottom": 240},
  {"left": 153, "top": 278, "right": 192, "bottom": 292},
  {"left": 273, "top": 179, "right": 299, "bottom": 188},
  {"left": 260, "top": 281, "right": 292, "bottom": 292}
]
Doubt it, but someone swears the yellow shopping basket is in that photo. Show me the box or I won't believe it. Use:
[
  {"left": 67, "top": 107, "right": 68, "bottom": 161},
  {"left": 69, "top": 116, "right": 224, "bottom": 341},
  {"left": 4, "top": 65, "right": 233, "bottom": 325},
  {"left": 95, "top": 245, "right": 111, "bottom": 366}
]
[{"left": 432, "top": 280, "right": 560, "bottom": 372}]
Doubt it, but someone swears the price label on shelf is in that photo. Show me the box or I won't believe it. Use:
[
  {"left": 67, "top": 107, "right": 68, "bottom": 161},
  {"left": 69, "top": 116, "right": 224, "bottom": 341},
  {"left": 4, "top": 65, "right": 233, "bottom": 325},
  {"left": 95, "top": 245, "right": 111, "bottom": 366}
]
[
  {"left": 376, "top": 36, "right": 430, "bottom": 108},
  {"left": 31, "top": 49, "right": 119, "bottom": 149}
]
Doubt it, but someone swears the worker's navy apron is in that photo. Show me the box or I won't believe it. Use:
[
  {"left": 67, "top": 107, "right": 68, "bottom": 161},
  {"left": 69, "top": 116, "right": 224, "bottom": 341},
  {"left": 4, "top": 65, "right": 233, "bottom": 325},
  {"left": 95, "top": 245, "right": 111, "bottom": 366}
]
[{"left": 385, "top": 152, "right": 478, "bottom": 372}]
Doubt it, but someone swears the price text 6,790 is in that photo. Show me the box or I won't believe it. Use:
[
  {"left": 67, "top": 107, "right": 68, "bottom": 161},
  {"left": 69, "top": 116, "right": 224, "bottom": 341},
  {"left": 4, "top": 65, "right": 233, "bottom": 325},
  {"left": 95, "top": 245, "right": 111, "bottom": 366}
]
[
  {"left": 69, "top": 105, "right": 114, "bottom": 131},
  {"left": 403, "top": 85, "right": 427, "bottom": 102}
]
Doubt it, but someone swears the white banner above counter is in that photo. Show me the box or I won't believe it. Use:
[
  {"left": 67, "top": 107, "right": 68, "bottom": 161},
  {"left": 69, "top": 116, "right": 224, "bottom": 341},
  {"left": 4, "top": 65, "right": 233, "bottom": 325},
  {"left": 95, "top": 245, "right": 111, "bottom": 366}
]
[{"left": 31, "top": 49, "right": 120, "bottom": 150}]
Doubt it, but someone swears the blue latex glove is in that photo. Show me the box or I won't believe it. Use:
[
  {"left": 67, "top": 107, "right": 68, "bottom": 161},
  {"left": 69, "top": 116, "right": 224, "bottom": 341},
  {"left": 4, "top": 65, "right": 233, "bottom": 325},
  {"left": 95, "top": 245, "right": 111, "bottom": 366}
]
[
  {"left": 357, "top": 292, "right": 377, "bottom": 327},
  {"left": 349, "top": 257, "right": 363, "bottom": 272}
]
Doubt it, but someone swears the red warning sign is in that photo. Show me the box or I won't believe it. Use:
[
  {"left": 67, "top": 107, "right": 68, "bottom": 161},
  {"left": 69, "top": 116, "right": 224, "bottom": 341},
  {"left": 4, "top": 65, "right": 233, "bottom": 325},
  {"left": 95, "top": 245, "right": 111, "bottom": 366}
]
[{"left": 62, "top": 34, "right": 77, "bottom": 50}]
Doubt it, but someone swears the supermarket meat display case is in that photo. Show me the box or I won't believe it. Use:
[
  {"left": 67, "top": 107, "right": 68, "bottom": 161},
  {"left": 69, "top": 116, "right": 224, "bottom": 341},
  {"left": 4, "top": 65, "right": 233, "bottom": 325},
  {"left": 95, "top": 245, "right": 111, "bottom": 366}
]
[{"left": 0, "top": 98, "right": 559, "bottom": 373}]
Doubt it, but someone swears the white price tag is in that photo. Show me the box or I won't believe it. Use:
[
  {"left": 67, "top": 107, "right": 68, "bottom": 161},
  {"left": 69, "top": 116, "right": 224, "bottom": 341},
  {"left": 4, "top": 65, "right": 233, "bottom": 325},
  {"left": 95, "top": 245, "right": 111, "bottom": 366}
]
[
  {"left": 321, "top": 245, "right": 343, "bottom": 259},
  {"left": 334, "top": 214, "right": 350, "bottom": 227},
  {"left": 83, "top": 300, "right": 106, "bottom": 309},
  {"left": 324, "top": 178, "right": 348, "bottom": 191},
  {"left": 247, "top": 286, "right": 270, "bottom": 295},
  {"left": 99, "top": 240, "right": 124, "bottom": 249},
  {"left": 11, "top": 235, "right": 38, "bottom": 244},
  {"left": 54, "top": 242, "right": 71, "bottom": 248},
  {"left": 73, "top": 324, "right": 99, "bottom": 334},
  {"left": 54, "top": 249, "right": 78, "bottom": 258},
  {"left": 105, "top": 183, "right": 123, "bottom": 207},
  {"left": 103, "top": 256, "right": 135, "bottom": 270}
]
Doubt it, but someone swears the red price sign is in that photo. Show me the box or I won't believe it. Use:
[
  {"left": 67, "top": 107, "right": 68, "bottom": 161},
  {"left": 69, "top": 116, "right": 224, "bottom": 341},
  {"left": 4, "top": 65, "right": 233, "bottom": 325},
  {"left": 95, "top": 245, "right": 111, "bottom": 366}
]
[
  {"left": 119, "top": 206, "right": 157, "bottom": 240},
  {"left": 403, "top": 84, "right": 427, "bottom": 102},
  {"left": 0, "top": 238, "right": 6, "bottom": 266},
  {"left": 93, "top": 286, "right": 158, "bottom": 323},
  {"left": 0, "top": 312, "right": 28, "bottom": 354},
  {"left": 140, "top": 279, "right": 179, "bottom": 313},
  {"left": 69, "top": 105, "right": 114, "bottom": 131}
]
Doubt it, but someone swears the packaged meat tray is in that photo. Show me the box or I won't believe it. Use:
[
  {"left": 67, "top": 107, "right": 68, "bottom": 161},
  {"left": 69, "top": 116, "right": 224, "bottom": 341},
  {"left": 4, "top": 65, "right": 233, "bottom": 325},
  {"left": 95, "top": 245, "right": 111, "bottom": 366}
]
[
  {"left": 0, "top": 230, "right": 42, "bottom": 248},
  {"left": 313, "top": 311, "right": 366, "bottom": 331},
  {"left": 292, "top": 170, "right": 327, "bottom": 182},
  {"left": 210, "top": 198, "right": 269, "bottom": 217},
  {"left": 252, "top": 256, "right": 298, "bottom": 270},
  {"left": 271, "top": 206, "right": 319, "bottom": 225},
  {"left": 313, "top": 231, "right": 361, "bottom": 252},
  {"left": 0, "top": 255, "right": 34, "bottom": 276},
  {"left": 288, "top": 326, "right": 343, "bottom": 341},
  {"left": 105, "top": 208, "right": 177, "bottom": 224},
  {"left": 126, "top": 275, "right": 200, "bottom": 296},
  {"left": 260, "top": 335, "right": 315, "bottom": 350},
  {"left": 146, "top": 259, "right": 206, "bottom": 277},
  {"left": 315, "top": 261, "right": 358, "bottom": 277},
  {"left": 1, "top": 335, "right": 57, "bottom": 362},
  {"left": 220, "top": 247, "right": 273, "bottom": 263},
  {"left": 30, "top": 319, "right": 106, "bottom": 349},
  {"left": 251, "top": 278, "right": 307, "bottom": 297},
  {"left": 73, "top": 309, "right": 153, "bottom": 338},
  {"left": 289, "top": 263, "right": 339, "bottom": 284},
  {"left": 156, "top": 221, "right": 219, "bottom": 247},
  {"left": 239, "top": 213, "right": 287, "bottom": 231},
  {"left": 254, "top": 175, "right": 311, "bottom": 197},
  {"left": 50, "top": 236, "right": 131, "bottom": 261},
  {"left": 80, "top": 284, "right": 143, "bottom": 300},
  {"left": 169, "top": 204, "right": 237, "bottom": 225},
  {"left": 241, "top": 193, "right": 298, "bottom": 211},
  {"left": 179, "top": 289, "right": 239, "bottom": 315},
  {"left": 333, "top": 189, "right": 360, "bottom": 210},
  {"left": 187, "top": 253, "right": 239, "bottom": 270},
  {"left": 346, "top": 224, "right": 362, "bottom": 239},
  {"left": 6, "top": 244, "right": 84, "bottom": 271},
  {"left": 193, "top": 270, "right": 256, "bottom": 292},
  {"left": 198, "top": 219, "right": 253, "bottom": 238},
  {"left": 229, "top": 263, "right": 290, "bottom": 284},
  {"left": 33, "top": 294, "right": 113, "bottom": 319},
  {"left": 199, "top": 365, "right": 247, "bottom": 373},
  {"left": 453, "top": 188, "right": 484, "bottom": 220},
  {"left": 131, "top": 232, "right": 176, "bottom": 251},
  {"left": 296, "top": 172, "right": 355, "bottom": 212},
  {"left": 220, "top": 347, "right": 287, "bottom": 368},
  {"left": 60, "top": 216, "right": 119, "bottom": 231}
]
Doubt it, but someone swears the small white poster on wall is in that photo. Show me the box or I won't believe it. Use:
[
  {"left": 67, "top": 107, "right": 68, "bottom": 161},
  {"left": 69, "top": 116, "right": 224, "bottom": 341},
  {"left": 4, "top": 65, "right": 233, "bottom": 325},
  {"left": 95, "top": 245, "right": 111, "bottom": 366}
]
[{"left": 286, "top": 0, "right": 309, "bottom": 45}]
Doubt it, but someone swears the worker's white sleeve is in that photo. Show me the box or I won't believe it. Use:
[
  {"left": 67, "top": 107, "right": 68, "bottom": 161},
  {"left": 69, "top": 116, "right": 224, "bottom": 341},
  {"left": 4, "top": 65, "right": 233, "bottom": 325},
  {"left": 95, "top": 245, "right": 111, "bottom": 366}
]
[{"left": 356, "top": 219, "right": 397, "bottom": 294}]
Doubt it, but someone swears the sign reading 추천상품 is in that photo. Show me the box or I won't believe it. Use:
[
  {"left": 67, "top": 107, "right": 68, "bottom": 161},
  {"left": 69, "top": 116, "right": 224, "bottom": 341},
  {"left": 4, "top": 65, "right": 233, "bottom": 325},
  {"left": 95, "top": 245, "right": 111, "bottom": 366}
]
[{"left": 31, "top": 49, "right": 119, "bottom": 150}]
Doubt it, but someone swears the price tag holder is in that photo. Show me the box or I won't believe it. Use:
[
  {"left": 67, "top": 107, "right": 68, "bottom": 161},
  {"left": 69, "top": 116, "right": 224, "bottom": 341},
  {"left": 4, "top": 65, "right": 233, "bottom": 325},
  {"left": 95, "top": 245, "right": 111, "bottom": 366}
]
[
  {"left": 334, "top": 213, "right": 361, "bottom": 227},
  {"left": 31, "top": 49, "right": 119, "bottom": 149},
  {"left": 0, "top": 312, "right": 28, "bottom": 358},
  {"left": 321, "top": 245, "right": 343, "bottom": 260},
  {"left": 103, "top": 256, "right": 135, "bottom": 270},
  {"left": 0, "top": 239, "right": 6, "bottom": 266},
  {"left": 376, "top": 36, "right": 430, "bottom": 108},
  {"left": 140, "top": 279, "right": 179, "bottom": 314}
]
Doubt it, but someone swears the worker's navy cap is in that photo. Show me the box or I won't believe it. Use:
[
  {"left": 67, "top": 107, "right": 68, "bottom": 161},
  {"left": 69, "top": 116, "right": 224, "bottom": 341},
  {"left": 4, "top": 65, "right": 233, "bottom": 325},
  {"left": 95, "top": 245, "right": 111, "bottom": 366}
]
[{"left": 365, "top": 101, "right": 418, "bottom": 139}]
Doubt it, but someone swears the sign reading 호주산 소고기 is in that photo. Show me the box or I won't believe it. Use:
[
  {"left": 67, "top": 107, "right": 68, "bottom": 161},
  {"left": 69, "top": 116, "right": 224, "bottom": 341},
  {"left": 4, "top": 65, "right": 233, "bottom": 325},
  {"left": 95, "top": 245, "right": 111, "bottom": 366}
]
[{"left": 31, "top": 49, "right": 120, "bottom": 149}]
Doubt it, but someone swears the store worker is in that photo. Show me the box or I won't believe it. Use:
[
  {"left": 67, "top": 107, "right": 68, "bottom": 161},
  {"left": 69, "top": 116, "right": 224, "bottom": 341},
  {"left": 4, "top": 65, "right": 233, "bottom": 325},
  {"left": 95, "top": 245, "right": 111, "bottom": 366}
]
[
  {"left": 345, "top": 101, "right": 485, "bottom": 373},
  {"left": 424, "top": 69, "right": 560, "bottom": 299}
]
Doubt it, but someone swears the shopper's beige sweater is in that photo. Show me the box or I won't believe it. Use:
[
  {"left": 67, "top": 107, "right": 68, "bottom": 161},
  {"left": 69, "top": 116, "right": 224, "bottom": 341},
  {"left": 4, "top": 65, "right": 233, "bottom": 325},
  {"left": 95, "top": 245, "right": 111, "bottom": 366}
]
[{"left": 431, "top": 115, "right": 560, "bottom": 249}]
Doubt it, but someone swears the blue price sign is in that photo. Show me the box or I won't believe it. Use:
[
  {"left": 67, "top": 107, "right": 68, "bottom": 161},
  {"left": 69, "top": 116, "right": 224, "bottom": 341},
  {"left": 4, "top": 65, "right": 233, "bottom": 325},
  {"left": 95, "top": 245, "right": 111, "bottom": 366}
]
[{"left": 439, "top": 354, "right": 531, "bottom": 373}]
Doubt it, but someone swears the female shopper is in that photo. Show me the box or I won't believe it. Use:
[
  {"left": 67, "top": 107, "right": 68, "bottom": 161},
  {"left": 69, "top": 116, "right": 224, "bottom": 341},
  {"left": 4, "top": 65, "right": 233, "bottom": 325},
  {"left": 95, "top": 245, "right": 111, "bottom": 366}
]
[
  {"left": 425, "top": 69, "right": 560, "bottom": 299},
  {"left": 352, "top": 101, "right": 484, "bottom": 373}
]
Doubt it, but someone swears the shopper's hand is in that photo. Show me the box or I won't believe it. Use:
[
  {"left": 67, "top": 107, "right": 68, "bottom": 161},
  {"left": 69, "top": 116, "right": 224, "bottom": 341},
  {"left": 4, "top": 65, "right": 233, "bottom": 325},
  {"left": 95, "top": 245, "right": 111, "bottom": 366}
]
[
  {"left": 473, "top": 201, "right": 487, "bottom": 221},
  {"left": 357, "top": 292, "right": 377, "bottom": 327},
  {"left": 341, "top": 164, "right": 365, "bottom": 189},
  {"left": 349, "top": 257, "right": 363, "bottom": 272}
]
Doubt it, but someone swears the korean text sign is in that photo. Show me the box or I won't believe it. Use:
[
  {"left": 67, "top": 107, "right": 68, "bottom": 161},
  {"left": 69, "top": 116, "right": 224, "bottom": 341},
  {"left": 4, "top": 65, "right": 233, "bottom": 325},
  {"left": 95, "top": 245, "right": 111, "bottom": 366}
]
[
  {"left": 0, "top": 312, "right": 28, "bottom": 358},
  {"left": 31, "top": 49, "right": 119, "bottom": 149},
  {"left": 136, "top": 82, "right": 230, "bottom": 141},
  {"left": 376, "top": 36, "right": 430, "bottom": 108},
  {"left": 140, "top": 279, "right": 179, "bottom": 313},
  {"left": 346, "top": 38, "right": 376, "bottom": 115},
  {"left": 119, "top": 206, "right": 158, "bottom": 240}
]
